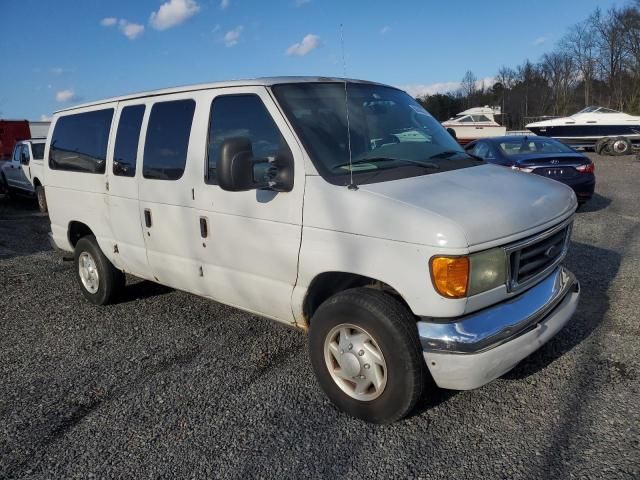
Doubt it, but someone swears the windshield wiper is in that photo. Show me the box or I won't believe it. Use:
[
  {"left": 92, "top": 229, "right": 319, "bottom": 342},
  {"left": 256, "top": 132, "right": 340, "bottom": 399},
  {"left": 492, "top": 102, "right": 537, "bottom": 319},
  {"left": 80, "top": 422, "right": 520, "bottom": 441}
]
[{"left": 335, "top": 157, "right": 440, "bottom": 170}]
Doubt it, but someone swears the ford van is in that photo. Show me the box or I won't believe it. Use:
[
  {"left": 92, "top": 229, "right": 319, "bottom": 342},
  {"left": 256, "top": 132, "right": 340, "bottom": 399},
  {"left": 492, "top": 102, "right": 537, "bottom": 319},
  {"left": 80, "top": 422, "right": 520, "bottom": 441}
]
[{"left": 44, "top": 77, "right": 580, "bottom": 423}]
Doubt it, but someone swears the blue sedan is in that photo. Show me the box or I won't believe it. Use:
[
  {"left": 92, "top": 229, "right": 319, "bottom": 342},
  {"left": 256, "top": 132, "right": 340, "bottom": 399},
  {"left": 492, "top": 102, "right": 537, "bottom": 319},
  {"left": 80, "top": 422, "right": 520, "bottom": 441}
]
[{"left": 465, "top": 136, "right": 596, "bottom": 204}]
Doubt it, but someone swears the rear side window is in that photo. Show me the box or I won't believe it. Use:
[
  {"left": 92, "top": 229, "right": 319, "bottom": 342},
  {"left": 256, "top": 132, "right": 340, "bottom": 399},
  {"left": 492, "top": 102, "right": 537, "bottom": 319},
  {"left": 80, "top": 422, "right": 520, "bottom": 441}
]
[
  {"left": 31, "top": 143, "right": 45, "bottom": 160},
  {"left": 49, "top": 109, "right": 114, "bottom": 173},
  {"left": 143, "top": 99, "right": 195, "bottom": 180},
  {"left": 207, "top": 94, "right": 287, "bottom": 184},
  {"left": 113, "top": 105, "right": 145, "bottom": 177}
]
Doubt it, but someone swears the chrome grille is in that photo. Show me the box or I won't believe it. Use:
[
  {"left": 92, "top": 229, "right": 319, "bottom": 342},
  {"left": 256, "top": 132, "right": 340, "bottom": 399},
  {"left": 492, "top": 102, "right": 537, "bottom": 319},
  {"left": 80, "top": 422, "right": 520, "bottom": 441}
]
[{"left": 505, "top": 219, "right": 572, "bottom": 292}]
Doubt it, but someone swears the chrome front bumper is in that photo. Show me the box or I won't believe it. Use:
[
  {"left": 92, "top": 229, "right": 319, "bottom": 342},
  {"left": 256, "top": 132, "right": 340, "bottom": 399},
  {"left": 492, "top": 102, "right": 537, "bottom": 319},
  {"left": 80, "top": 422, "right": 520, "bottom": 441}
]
[{"left": 418, "top": 266, "right": 580, "bottom": 390}]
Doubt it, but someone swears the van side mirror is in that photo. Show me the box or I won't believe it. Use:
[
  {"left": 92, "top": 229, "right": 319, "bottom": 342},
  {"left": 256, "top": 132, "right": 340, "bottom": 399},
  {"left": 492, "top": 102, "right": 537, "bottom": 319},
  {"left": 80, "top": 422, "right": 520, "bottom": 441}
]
[{"left": 217, "top": 137, "right": 294, "bottom": 193}]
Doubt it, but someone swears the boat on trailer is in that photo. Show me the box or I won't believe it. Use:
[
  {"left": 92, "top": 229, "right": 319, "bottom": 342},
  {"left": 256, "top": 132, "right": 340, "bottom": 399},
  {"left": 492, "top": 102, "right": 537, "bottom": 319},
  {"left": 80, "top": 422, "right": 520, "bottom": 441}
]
[
  {"left": 441, "top": 106, "right": 507, "bottom": 145},
  {"left": 526, "top": 106, "right": 640, "bottom": 153}
]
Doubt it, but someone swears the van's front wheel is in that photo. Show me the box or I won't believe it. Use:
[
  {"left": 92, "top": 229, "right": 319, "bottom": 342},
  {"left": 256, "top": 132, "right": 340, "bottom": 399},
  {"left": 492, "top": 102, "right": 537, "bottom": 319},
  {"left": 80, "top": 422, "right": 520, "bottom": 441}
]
[
  {"left": 309, "top": 288, "right": 426, "bottom": 423},
  {"left": 74, "top": 236, "right": 125, "bottom": 305}
]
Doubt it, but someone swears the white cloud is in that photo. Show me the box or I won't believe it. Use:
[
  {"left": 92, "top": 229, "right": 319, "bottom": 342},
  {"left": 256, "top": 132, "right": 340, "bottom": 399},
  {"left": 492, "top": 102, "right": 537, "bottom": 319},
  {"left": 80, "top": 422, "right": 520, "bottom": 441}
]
[
  {"left": 220, "top": 0, "right": 230, "bottom": 9},
  {"left": 50, "top": 67, "right": 68, "bottom": 75},
  {"left": 380, "top": 25, "right": 391, "bottom": 34},
  {"left": 150, "top": 0, "right": 200, "bottom": 30},
  {"left": 532, "top": 35, "right": 549, "bottom": 46},
  {"left": 295, "top": 0, "right": 312, "bottom": 5},
  {"left": 40, "top": 114, "right": 52, "bottom": 122},
  {"left": 286, "top": 34, "right": 320, "bottom": 56},
  {"left": 100, "top": 17, "right": 118, "bottom": 27},
  {"left": 55, "top": 89, "right": 77, "bottom": 102},
  {"left": 400, "top": 76, "right": 496, "bottom": 98},
  {"left": 224, "top": 26, "right": 243, "bottom": 47},
  {"left": 119, "top": 20, "right": 145, "bottom": 40}
]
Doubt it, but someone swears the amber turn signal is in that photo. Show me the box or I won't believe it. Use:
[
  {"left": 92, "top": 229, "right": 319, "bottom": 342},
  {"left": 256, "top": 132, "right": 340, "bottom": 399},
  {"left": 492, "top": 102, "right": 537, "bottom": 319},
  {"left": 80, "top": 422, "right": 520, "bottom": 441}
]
[{"left": 430, "top": 256, "right": 470, "bottom": 298}]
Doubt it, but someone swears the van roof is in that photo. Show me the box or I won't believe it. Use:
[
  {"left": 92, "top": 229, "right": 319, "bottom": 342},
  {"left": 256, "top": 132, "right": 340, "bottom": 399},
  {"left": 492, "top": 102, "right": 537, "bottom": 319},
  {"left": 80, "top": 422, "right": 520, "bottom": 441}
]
[{"left": 54, "top": 76, "right": 390, "bottom": 114}]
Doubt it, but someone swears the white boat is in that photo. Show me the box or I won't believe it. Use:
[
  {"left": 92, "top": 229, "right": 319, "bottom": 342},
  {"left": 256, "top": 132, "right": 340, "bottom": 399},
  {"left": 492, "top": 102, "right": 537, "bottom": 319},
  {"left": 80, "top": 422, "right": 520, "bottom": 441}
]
[
  {"left": 441, "top": 106, "right": 506, "bottom": 145},
  {"left": 526, "top": 106, "right": 640, "bottom": 149}
]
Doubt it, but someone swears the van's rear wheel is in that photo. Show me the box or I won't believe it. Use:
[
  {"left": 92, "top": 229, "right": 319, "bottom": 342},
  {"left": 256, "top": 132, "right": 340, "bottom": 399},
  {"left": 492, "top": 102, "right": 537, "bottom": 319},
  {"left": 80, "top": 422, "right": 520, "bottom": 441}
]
[
  {"left": 309, "top": 288, "right": 426, "bottom": 423},
  {"left": 36, "top": 185, "right": 47, "bottom": 213},
  {"left": 74, "top": 236, "right": 125, "bottom": 305}
]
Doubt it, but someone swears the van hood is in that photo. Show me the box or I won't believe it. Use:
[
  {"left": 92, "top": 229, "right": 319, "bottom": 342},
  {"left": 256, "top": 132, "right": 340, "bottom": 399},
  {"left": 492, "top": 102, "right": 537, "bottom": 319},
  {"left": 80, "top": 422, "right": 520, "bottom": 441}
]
[
  {"left": 304, "top": 164, "right": 576, "bottom": 250},
  {"left": 359, "top": 164, "right": 576, "bottom": 248}
]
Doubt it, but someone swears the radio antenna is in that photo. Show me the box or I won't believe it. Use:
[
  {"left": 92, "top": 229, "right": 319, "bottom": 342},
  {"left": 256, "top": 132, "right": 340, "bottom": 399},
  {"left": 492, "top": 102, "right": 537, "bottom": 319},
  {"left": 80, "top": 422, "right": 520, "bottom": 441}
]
[{"left": 340, "top": 24, "right": 357, "bottom": 190}]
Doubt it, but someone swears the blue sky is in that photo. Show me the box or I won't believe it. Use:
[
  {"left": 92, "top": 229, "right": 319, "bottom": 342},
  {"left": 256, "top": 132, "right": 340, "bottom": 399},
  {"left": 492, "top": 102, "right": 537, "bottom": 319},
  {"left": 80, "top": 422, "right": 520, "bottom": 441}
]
[{"left": 0, "top": 0, "right": 623, "bottom": 120}]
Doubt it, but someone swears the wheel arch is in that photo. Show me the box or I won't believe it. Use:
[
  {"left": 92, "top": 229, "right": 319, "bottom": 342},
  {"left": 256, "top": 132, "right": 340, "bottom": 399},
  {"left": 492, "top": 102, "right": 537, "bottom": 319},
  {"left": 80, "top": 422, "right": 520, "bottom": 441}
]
[
  {"left": 301, "top": 271, "right": 413, "bottom": 327},
  {"left": 68, "top": 221, "right": 95, "bottom": 248}
]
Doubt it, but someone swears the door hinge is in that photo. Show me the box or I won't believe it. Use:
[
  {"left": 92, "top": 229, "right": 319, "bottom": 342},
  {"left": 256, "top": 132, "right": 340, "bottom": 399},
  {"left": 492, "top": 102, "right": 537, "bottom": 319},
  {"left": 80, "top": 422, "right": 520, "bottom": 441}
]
[
  {"left": 105, "top": 180, "right": 109, "bottom": 191},
  {"left": 113, "top": 244, "right": 119, "bottom": 254},
  {"left": 199, "top": 266, "right": 204, "bottom": 277}
]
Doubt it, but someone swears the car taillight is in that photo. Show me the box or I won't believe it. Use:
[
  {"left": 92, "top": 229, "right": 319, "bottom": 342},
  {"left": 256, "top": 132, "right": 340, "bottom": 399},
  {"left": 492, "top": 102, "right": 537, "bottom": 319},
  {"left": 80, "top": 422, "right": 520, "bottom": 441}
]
[
  {"left": 511, "top": 165, "right": 534, "bottom": 173},
  {"left": 576, "top": 163, "right": 595, "bottom": 174}
]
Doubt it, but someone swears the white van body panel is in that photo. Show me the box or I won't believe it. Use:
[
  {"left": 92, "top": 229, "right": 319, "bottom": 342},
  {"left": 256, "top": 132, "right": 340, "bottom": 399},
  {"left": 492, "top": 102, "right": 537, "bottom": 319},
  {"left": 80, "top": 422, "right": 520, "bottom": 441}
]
[
  {"left": 105, "top": 100, "right": 151, "bottom": 280},
  {"left": 45, "top": 103, "right": 118, "bottom": 256},
  {"left": 190, "top": 86, "right": 305, "bottom": 322}
]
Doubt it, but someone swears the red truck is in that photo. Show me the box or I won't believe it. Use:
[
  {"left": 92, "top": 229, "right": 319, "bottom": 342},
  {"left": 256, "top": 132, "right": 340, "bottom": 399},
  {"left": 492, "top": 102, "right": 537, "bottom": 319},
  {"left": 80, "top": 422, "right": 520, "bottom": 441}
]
[{"left": 0, "top": 120, "right": 50, "bottom": 161}]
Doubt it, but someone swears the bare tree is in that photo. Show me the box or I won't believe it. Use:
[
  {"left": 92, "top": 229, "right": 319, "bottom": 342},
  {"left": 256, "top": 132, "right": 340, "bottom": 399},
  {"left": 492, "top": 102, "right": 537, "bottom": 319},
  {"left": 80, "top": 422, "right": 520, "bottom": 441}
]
[
  {"left": 496, "top": 66, "right": 516, "bottom": 115},
  {"left": 460, "top": 70, "right": 477, "bottom": 107},
  {"left": 591, "top": 8, "right": 627, "bottom": 108},
  {"left": 561, "top": 19, "right": 597, "bottom": 106},
  {"left": 540, "top": 52, "right": 578, "bottom": 115}
]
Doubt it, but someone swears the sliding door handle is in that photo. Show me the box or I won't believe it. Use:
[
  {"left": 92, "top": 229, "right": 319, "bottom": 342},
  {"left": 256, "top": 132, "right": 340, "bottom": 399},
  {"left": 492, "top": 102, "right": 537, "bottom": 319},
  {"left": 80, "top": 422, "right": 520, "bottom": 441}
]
[
  {"left": 199, "top": 217, "right": 208, "bottom": 238},
  {"left": 144, "top": 209, "right": 152, "bottom": 228}
]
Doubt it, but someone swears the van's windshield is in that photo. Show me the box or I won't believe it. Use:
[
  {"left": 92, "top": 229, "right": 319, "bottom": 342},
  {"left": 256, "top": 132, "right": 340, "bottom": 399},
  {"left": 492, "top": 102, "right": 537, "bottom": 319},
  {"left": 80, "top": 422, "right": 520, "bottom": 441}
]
[{"left": 272, "top": 82, "right": 482, "bottom": 185}]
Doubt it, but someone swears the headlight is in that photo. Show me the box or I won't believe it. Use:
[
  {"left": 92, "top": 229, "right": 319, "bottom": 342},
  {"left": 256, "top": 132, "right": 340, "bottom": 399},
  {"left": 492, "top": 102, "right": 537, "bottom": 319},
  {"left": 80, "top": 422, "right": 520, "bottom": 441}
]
[
  {"left": 430, "top": 248, "right": 506, "bottom": 298},
  {"left": 468, "top": 248, "right": 506, "bottom": 295}
]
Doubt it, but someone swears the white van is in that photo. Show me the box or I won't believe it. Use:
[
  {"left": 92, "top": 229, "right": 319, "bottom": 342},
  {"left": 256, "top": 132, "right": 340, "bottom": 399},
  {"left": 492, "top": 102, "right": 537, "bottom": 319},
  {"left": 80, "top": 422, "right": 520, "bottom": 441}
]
[
  {"left": 44, "top": 77, "right": 580, "bottom": 423},
  {"left": 1, "top": 138, "right": 48, "bottom": 211}
]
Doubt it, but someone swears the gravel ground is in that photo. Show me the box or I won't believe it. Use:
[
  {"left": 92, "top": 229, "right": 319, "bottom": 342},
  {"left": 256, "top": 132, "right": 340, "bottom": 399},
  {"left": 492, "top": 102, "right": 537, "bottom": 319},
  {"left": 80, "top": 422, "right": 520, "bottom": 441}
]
[{"left": 0, "top": 154, "right": 639, "bottom": 479}]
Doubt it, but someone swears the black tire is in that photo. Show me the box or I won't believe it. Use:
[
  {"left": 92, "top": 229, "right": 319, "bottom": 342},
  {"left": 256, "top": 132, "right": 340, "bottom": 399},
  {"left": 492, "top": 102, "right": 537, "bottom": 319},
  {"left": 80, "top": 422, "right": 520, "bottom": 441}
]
[
  {"left": 35, "top": 185, "right": 47, "bottom": 213},
  {"left": 309, "top": 288, "right": 426, "bottom": 423},
  {"left": 610, "top": 136, "right": 632, "bottom": 156},
  {"left": 594, "top": 137, "right": 611, "bottom": 155},
  {"left": 74, "top": 235, "right": 125, "bottom": 305},
  {"left": 446, "top": 127, "right": 457, "bottom": 140}
]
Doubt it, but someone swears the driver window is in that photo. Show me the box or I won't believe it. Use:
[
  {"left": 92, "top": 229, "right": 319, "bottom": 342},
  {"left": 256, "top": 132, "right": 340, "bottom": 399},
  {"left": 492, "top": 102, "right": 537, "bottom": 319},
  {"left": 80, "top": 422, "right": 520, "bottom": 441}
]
[
  {"left": 20, "top": 145, "right": 30, "bottom": 165},
  {"left": 207, "top": 94, "right": 289, "bottom": 184},
  {"left": 12, "top": 145, "right": 22, "bottom": 163}
]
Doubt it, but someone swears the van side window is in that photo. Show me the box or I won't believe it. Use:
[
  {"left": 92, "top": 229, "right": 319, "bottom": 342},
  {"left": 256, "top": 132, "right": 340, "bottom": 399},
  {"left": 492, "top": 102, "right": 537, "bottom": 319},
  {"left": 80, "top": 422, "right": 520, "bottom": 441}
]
[
  {"left": 206, "top": 94, "right": 288, "bottom": 184},
  {"left": 113, "top": 105, "right": 145, "bottom": 177},
  {"left": 143, "top": 99, "right": 195, "bottom": 180},
  {"left": 49, "top": 109, "right": 114, "bottom": 173}
]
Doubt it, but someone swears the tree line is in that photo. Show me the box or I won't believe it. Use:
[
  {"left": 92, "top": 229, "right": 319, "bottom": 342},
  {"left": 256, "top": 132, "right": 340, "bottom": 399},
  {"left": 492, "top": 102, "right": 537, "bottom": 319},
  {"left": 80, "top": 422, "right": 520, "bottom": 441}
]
[{"left": 418, "top": 1, "right": 640, "bottom": 129}]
